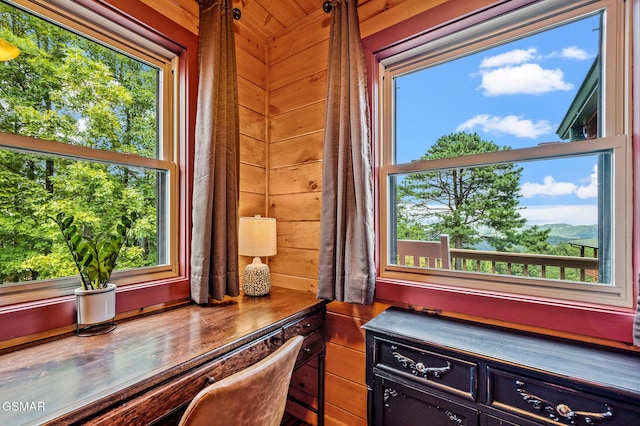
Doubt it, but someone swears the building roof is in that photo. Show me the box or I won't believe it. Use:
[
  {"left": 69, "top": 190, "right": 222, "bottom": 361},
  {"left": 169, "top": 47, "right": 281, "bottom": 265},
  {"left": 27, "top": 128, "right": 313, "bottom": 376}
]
[{"left": 556, "top": 57, "right": 599, "bottom": 141}]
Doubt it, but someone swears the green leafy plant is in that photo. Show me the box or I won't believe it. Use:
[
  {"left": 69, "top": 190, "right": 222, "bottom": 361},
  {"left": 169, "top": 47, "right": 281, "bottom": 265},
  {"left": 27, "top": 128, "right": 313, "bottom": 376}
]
[{"left": 52, "top": 212, "right": 138, "bottom": 290}]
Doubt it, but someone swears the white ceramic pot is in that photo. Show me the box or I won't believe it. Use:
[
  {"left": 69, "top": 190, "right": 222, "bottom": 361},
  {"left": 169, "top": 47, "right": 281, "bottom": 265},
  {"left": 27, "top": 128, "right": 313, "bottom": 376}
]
[{"left": 75, "top": 283, "right": 116, "bottom": 332}]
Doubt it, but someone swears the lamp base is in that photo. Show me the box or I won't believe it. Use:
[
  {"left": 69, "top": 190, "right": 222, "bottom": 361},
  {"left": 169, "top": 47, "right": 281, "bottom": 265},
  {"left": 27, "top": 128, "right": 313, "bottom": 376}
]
[{"left": 243, "top": 257, "right": 271, "bottom": 296}]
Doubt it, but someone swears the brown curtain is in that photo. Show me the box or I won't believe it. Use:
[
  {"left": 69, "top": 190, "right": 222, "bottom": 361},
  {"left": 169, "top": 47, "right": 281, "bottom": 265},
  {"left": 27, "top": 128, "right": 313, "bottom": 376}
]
[
  {"left": 317, "top": 0, "right": 375, "bottom": 304},
  {"left": 635, "top": 274, "right": 639, "bottom": 346},
  {"left": 190, "top": 0, "right": 239, "bottom": 303}
]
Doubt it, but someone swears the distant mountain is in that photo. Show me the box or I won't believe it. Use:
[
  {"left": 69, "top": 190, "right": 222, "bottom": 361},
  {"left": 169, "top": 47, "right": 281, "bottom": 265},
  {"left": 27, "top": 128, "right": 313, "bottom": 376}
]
[
  {"left": 468, "top": 223, "right": 598, "bottom": 250},
  {"left": 537, "top": 223, "right": 598, "bottom": 246}
]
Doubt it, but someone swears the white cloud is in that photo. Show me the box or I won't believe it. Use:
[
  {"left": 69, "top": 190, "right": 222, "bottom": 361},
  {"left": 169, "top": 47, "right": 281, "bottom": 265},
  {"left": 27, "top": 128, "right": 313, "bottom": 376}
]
[
  {"left": 480, "top": 63, "right": 574, "bottom": 96},
  {"left": 550, "top": 46, "right": 591, "bottom": 60},
  {"left": 456, "top": 114, "right": 553, "bottom": 138},
  {"left": 520, "top": 176, "right": 577, "bottom": 198},
  {"left": 520, "top": 204, "right": 597, "bottom": 226},
  {"left": 480, "top": 48, "right": 538, "bottom": 68},
  {"left": 520, "top": 165, "right": 599, "bottom": 200},
  {"left": 575, "top": 164, "right": 598, "bottom": 199}
]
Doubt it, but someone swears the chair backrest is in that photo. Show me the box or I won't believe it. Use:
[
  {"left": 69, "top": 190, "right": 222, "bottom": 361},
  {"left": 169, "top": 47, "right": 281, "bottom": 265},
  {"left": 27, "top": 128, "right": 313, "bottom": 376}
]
[
  {"left": 178, "top": 335, "right": 304, "bottom": 426},
  {"left": 396, "top": 235, "right": 451, "bottom": 269}
]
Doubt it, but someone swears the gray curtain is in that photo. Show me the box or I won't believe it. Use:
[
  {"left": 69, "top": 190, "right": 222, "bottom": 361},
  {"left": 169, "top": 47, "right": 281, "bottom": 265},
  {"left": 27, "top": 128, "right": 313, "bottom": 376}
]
[
  {"left": 317, "top": 0, "right": 375, "bottom": 304},
  {"left": 634, "top": 274, "right": 639, "bottom": 346},
  {"left": 190, "top": 0, "right": 239, "bottom": 303}
]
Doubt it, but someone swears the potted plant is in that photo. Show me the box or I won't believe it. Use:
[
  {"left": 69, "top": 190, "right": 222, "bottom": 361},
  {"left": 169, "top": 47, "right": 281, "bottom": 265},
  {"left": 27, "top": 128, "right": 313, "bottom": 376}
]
[{"left": 52, "top": 211, "right": 137, "bottom": 336}]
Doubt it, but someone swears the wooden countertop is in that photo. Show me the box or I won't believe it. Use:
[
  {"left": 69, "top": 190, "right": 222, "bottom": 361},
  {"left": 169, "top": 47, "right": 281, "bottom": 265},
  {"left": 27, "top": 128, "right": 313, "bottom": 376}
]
[{"left": 0, "top": 287, "right": 325, "bottom": 425}]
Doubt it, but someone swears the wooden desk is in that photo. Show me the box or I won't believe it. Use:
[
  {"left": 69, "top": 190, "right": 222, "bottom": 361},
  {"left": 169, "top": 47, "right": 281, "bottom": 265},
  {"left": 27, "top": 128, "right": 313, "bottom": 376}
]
[{"left": 0, "top": 287, "right": 326, "bottom": 425}]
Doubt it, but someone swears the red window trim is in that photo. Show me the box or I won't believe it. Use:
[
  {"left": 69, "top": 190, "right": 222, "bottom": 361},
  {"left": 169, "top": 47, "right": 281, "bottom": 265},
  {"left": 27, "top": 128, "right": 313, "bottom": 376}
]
[
  {"left": 364, "top": 0, "right": 640, "bottom": 344},
  {"left": 0, "top": 0, "right": 196, "bottom": 344}
]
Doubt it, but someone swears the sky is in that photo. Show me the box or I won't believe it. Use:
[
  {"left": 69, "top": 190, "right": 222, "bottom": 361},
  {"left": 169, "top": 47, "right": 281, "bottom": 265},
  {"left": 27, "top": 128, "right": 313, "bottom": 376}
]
[{"left": 394, "top": 13, "right": 602, "bottom": 226}]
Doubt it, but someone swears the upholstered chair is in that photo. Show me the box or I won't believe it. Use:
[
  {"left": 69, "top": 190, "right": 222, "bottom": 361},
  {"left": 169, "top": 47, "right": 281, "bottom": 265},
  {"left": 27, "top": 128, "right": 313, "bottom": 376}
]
[{"left": 178, "top": 335, "right": 304, "bottom": 426}]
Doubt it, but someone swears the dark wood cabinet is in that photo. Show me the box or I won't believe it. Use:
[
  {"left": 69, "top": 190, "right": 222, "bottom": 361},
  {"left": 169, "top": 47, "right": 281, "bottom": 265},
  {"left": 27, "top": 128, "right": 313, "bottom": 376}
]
[{"left": 364, "top": 308, "right": 640, "bottom": 426}]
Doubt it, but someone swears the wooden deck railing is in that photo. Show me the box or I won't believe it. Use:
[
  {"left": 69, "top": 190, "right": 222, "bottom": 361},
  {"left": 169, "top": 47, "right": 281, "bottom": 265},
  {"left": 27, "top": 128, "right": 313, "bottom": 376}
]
[
  {"left": 451, "top": 248, "right": 599, "bottom": 282},
  {"left": 396, "top": 245, "right": 599, "bottom": 283}
]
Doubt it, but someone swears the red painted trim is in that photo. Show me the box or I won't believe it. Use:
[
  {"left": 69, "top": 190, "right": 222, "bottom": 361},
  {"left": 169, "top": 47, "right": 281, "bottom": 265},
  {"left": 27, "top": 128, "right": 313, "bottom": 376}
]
[
  {"left": 0, "top": 0, "right": 197, "bottom": 344},
  {"left": 376, "top": 280, "right": 635, "bottom": 344},
  {"left": 364, "top": 0, "right": 639, "bottom": 344},
  {"left": 0, "top": 280, "right": 190, "bottom": 341},
  {"left": 365, "top": 44, "right": 381, "bottom": 277},
  {"left": 179, "top": 39, "right": 198, "bottom": 280},
  {"left": 0, "top": 298, "right": 76, "bottom": 341},
  {"left": 632, "top": 0, "right": 640, "bottom": 305},
  {"left": 116, "top": 279, "right": 190, "bottom": 313},
  {"left": 73, "top": 0, "right": 197, "bottom": 52},
  {"left": 362, "top": 0, "right": 536, "bottom": 58}
]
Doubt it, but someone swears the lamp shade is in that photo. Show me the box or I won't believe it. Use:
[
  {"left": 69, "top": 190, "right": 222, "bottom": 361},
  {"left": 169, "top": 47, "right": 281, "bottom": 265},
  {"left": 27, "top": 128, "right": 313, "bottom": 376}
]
[
  {"left": 0, "top": 38, "right": 20, "bottom": 61},
  {"left": 238, "top": 216, "right": 277, "bottom": 257}
]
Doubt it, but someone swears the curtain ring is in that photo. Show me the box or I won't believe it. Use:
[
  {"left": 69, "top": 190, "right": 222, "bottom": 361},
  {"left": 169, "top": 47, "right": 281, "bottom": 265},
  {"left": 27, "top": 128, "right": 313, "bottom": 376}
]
[
  {"left": 322, "top": 1, "right": 333, "bottom": 13},
  {"left": 233, "top": 8, "right": 241, "bottom": 20}
]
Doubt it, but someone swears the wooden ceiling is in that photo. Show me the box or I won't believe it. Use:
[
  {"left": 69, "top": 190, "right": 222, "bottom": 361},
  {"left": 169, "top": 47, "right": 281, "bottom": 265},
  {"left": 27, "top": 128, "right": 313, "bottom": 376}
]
[
  {"left": 167, "top": 0, "right": 454, "bottom": 43},
  {"left": 232, "top": 0, "right": 326, "bottom": 40}
]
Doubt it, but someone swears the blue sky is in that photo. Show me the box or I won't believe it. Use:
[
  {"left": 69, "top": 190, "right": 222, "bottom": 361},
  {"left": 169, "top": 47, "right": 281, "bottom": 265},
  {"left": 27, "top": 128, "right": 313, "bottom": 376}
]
[{"left": 394, "top": 13, "right": 601, "bottom": 226}]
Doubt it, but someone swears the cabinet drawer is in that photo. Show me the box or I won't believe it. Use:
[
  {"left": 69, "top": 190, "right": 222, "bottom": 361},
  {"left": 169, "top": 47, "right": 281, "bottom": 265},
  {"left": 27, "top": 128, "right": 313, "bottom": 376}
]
[
  {"left": 296, "top": 329, "right": 324, "bottom": 367},
  {"left": 374, "top": 374, "right": 478, "bottom": 426},
  {"left": 283, "top": 309, "right": 325, "bottom": 339},
  {"left": 374, "top": 337, "right": 477, "bottom": 401},
  {"left": 488, "top": 368, "right": 640, "bottom": 426}
]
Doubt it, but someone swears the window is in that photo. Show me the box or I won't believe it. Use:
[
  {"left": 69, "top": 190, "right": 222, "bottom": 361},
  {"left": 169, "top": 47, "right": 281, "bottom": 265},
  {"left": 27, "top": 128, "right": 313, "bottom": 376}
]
[
  {"left": 379, "top": 0, "right": 632, "bottom": 307},
  {"left": 0, "top": 0, "right": 178, "bottom": 304}
]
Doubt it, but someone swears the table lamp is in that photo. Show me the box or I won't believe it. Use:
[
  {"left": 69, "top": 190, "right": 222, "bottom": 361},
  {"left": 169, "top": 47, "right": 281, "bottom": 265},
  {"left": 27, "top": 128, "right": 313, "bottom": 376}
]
[{"left": 238, "top": 215, "right": 277, "bottom": 296}]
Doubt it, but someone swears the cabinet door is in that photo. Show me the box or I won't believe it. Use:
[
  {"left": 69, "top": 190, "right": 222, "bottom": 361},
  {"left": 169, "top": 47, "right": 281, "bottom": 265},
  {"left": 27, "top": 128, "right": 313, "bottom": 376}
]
[{"left": 373, "top": 375, "right": 478, "bottom": 426}]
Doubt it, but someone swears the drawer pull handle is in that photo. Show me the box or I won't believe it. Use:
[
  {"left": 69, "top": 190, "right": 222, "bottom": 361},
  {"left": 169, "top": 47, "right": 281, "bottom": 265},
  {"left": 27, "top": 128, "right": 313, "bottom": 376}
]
[
  {"left": 392, "top": 350, "right": 451, "bottom": 378},
  {"left": 516, "top": 381, "right": 614, "bottom": 424},
  {"left": 206, "top": 376, "right": 216, "bottom": 385}
]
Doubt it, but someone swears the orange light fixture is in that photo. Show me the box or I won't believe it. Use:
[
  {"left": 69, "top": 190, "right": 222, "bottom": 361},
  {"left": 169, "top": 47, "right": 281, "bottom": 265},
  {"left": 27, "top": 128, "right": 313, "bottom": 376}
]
[{"left": 0, "top": 38, "right": 20, "bottom": 61}]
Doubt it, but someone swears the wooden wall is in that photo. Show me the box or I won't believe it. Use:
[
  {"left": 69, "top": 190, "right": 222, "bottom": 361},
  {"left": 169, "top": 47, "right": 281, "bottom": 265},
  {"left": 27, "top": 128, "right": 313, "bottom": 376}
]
[
  {"left": 140, "top": 0, "right": 198, "bottom": 35},
  {"left": 265, "top": 2, "right": 451, "bottom": 425}
]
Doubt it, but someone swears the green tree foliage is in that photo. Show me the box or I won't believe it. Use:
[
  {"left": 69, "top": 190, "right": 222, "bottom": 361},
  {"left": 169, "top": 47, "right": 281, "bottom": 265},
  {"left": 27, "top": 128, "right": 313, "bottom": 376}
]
[
  {"left": 0, "top": 3, "right": 158, "bottom": 285},
  {"left": 397, "top": 132, "right": 551, "bottom": 268},
  {"left": 396, "top": 202, "right": 428, "bottom": 241}
]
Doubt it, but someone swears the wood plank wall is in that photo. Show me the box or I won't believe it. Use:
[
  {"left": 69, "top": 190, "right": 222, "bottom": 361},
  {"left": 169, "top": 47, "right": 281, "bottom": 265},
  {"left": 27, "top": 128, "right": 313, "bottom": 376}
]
[
  {"left": 145, "top": 1, "right": 451, "bottom": 425},
  {"left": 265, "top": 2, "right": 449, "bottom": 424},
  {"left": 140, "top": 0, "right": 198, "bottom": 34}
]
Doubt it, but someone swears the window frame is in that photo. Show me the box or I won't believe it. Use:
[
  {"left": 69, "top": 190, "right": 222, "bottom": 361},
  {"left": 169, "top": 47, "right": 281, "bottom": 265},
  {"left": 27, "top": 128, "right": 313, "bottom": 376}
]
[
  {"left": 0, "top": 0, "right": 195, "bottom": 343},
  {"left": 365, "top": 0, "right": 639, "bottom": 343},
  {"left": 0, "top": 0, "right": 180, "bottom": 304},
  {"left": 380, "top": 137, "right": 629, "bottom": 305}
]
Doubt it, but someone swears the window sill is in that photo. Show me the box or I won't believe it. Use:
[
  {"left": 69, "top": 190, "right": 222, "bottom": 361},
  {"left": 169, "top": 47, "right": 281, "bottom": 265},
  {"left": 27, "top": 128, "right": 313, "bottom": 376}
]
[
  {"left": 0, "top": 278, "right": 190, "bottom": 348},
  {"left": 375, "top": 278, "right": 637, "bottom": 346}
]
